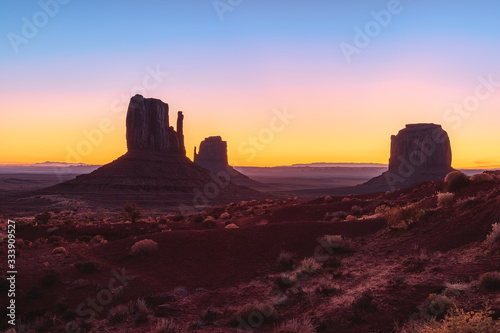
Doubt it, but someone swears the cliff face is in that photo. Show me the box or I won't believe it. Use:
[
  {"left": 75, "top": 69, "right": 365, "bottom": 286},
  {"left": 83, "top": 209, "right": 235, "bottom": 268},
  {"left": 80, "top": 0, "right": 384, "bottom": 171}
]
[
  {"left": 194, "top": 136, "right": 228, "bottom": 172},
  {"left": 126, "top": 95, "right": 185, "bottom": 155},
  {"left": 194, "top": 136, "right": 264, "bottom": 189},
  {"left": 388, "top": 124, "right": 452, "bottom": 173}
]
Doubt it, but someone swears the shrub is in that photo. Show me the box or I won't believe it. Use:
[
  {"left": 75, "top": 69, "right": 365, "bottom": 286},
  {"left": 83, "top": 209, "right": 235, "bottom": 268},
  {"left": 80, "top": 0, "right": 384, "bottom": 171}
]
[
  {"left": 90, "top": 235, "right": 107, "bottom": 244},
  {"left": 107, "top": 304, "right": 129, "bottom": 324},
  {"left": 384, "top": 203, "right": 422, "bottom": 229},
  {"left": 277, "top": 251, "right": 296, "bottom": 272},
  {"left": 274, "top": 318, "right": 316, "bottom": 333},
  {"left": 486, "top": 223, "right": 500, "bottom": 245},
  {"left": 327, "top": 211, "right": 347, "bottom": 221},
  {"left": 52, "top": 247, "right": 68, "bottom": 255},
  {"left": 220, "top": 212, "right": 230, "bottom": 219},
  {"left": 123, "top": 202, "right": 142, "bottom": 223},
  {"left": 300, "top": 258, "right": 321, "bottom": 274},
  {"left": 418, "top": 293, "right": 457, "bottom": 321},
  {"left": 350, "top": 205, "right": 363, "bottom": 216},
  {"left": 470, "top": 173, "right": 495, "bottom": 182},
  {"left": 131, "top": 239, "right": 159, "bottom": 256},
  {"left": 324, "top": 195, "right": 334, "bottom": 203},
  {"left": 437, "top": 192, "right": 455, "bottom": 208},
  {"left": 192, "top": 214, "right": 204, "bottom": 224},
  {"left": 153, "top": 318, "right": 181, "bottom": 333},
  {"left": 35, "top": 211, "right": 51, "bottom": 225},
  {"left": 225, "top": 223, "right": 239, "bottom": 229},
  {"left": 198, "top": 307, "right": 222, "bottom": 326},
  {"left": 201, "top": 217, "right": 217, "bottom": 228},
  {"left": 319, "top": 234, "right": 353, "bottom": 254},
  {"left": 228, "top": 303, "right": 277, "bottom": 326},
  {"left": 351, "top": 290, "right": 374, "bottom": 312},
  {"left": 406, "top": 308, "right": 500, "bottom": 333},
  {"left": 479, "top": 271, "right": 500, "bottom": 291},
  {"left": 444, "top": 171, "right": 470, "bottom": 192},
  {"left": 345, "top": 215, "right": 357, "bottom": 222}
]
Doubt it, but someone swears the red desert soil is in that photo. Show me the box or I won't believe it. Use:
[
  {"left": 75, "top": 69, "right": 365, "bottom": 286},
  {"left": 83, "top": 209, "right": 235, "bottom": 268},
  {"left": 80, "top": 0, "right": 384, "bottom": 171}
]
[{"left": 3, "top": 176, "right": 500, "bottom": 332}]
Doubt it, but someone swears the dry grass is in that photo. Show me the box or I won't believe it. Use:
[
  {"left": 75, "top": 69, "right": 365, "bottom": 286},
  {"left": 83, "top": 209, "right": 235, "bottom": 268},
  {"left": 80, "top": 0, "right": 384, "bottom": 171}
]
[
  {"left": 402, "top": 308, "right": 500, "bottom": 333},
  {"left": 107, "top": 304, "right": 129, "bottom": 324},
  {"left": 300, "top": 258, "right": 321, "bottom": 274},
  {"left": 437, "top": 192, "right": 455, "bottom": 208},
  {"left": 274, "top": 317, "right": 316, "bottom": 333},
  {"left": 384, "top": 203, "right": 423, "bottom": 229},
  {"left": 152, "top": 318, "right": 181, "bottom": 333},
  {"left": 228, "top": 302, "right": 277, "bottom": 326},
  {"left": 130, "top": 239, "right": 159, "bottom": 256},
  {"left": 486, "top": 223, "right": 500, "bottom": 245}
]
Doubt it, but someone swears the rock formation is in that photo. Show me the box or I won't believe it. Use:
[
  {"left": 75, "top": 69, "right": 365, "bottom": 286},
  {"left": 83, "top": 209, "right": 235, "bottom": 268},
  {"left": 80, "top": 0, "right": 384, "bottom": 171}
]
[
  {"left": 42, "top": 95, "right": 262, "bottom": 207},
  {"left": 126, "top": 95, "right": 185, "bottom": 154},
  {"left": 388, "top": 124, "right": 452, "bottom": 174},
  {"left": 366, "top": 123, "right": 455, "bottom": 191},
  {"left": 194, "top": 136, "right": 264, "bottom": 189}
]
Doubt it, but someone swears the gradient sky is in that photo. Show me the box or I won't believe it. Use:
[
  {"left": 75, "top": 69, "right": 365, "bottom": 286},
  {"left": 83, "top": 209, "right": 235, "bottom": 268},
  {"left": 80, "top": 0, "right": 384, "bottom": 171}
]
[{"left": 1, "top": 0, "right": 500, "bottom": 168}]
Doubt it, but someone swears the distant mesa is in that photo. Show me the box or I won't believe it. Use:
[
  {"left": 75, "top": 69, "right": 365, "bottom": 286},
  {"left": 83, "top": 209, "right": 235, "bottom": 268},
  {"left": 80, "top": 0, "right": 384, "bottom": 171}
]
[
  {"left": 41, "top": 95, "right": 262, "bottom": 206},
  {"left": 194, "top": 136, "right": 263, "bottom": 189},
  {"left": 367, "top": 123, "right": 455, "bottom": 190}
]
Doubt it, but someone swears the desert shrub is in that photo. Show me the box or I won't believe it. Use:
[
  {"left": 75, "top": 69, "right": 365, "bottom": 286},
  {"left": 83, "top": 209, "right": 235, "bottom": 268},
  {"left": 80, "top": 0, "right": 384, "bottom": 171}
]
[
  {"left": 107, "top": 304, "right": 129, "bottom": 324},
  {"left": 277, "top": 251, "right": 296, "bottom": 272},
  {"left": 225, "top": 223, "right": 239, "bottom": 229},
  {"left": 220, "top": 212, "right": 230, "bottom": 219},
  {"left": 153, "top": 318, "right": 181, "bottom": 333},
  {"left": 384, "top": 203, "right": 423, "bottom": 229},
  {"left": 470, "top": 173, "right": 495, "bottom": 182},
  {"left": 341, "top": 197, "right": 352, "bottom": 202},
  {"left": 418, "top": 294, "right": 457, "bottom": 321},
  {"left": 479, "top": 271, "right": 500, "bottom": 291},
  {"left": 131, "top": 239, "right": 159, "bottom": 256},
  {"left": 35, "top": 211, "right": 51, "bottom": 225},
  {"left": 201, "top": 216, "right": 217, "bottom": 228},
  {"left": 324, "top": 195, "right": 334, "bottom": 203},
  {"left": 192, "top": 214, "right": 204, "bottom": 224},
  {"left": 123, "top": 202, "right": 142, "bottom": 223},
  {"left": 319, "top": 234, "right": 353, "bottom": 254},
  {"left": 90, "top": 235, "right": 108, "bottom": 244},
  {"left": 437, "top": 192, "right": 455, "bottom": 208},
  {"left": 315, "top": 280, "right": 340, "bottom": 296},
  {"left": 405, "top": 308, "right": 500, "bottom": 333},
  {"left": 345, "top": 215, "right": 357, "bottom": 222},
  {"left": 350, "top": 205, "right": 363, "bottom": 216},
  {"left": 228, "top": 302, "right": 277, "bottom": 326},
  {"left": 274, "top": 318, "right": 316, "bottom": 333},
  {"left": 300, "top": 258, "right": 321, "bottom": 274},
  {"left": 327, "top": 211, "right": 347, "bottom": 221},
  {"left": 444, "top": 171, "right": 470, "bottom": 192},
  {"left": 52, "top": 247, "right": 68, "bottom": 255},
  {"left": 130, "top": 298, "right": 151, "bottom": 325},
  {"left": 486, "top": 223, "right": 500, "bottom": 245},
  {"left": 39, "top": 269, "right": 60, "bottom": 287}
]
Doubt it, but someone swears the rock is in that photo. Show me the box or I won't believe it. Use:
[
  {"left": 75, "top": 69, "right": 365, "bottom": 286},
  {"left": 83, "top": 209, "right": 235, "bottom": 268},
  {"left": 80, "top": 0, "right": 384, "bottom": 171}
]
[
  {"left": 40, "top": 95, "right": 264, "bottom": 206},
  {"left": 126, "top": 95, "right": 185, "bottom": 155},
  {"left": 388, "top": 124, "right": 452, "bottom": 173},
  {"left": 194, "top": 136, "right": 264, "bottom": 189},
  {"left": 365, "top": 124, "right": 455, "bottom": 192}
]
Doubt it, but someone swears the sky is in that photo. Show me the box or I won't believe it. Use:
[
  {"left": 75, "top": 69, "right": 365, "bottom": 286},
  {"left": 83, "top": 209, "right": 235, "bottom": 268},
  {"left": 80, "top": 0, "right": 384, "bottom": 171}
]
[{"left": 1, "top": 0, "right": 500, "bottom": 168}]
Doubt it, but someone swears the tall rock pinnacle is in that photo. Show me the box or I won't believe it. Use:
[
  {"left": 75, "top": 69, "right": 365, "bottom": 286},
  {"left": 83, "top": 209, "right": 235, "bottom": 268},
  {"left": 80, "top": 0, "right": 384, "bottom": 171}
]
[{"left": 126, "top": 94, "right": 185, "bottom": 155}]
